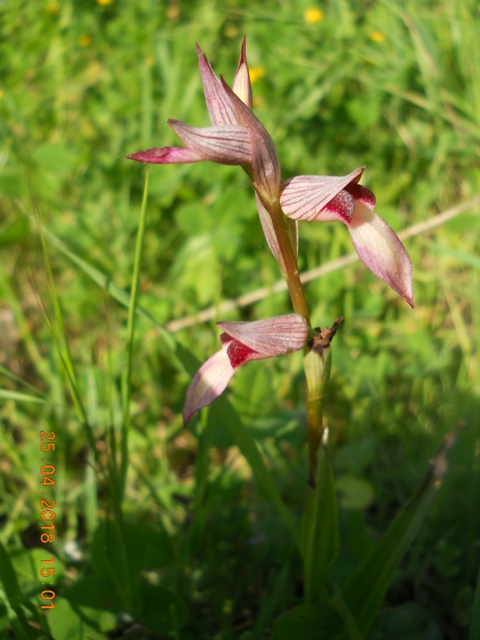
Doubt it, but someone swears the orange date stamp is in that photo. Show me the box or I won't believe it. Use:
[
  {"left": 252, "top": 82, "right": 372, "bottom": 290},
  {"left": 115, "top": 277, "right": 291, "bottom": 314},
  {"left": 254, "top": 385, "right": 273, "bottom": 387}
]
[{"left": 39, "top": 431, "right": 56, "bottom": 610}]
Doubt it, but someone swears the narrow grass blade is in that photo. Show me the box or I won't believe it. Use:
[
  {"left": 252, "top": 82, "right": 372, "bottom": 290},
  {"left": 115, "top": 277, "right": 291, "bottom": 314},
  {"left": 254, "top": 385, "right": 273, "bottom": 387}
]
[
  {"left": 469, "top": 561, "right": 480, "bottom": 640},
  {"left": 0, "top": 364, "right": 48, "bottom": 396},
  {"left": 0, "top": 389, "right": 46, "bottom": 404},
  {"left": 119, "top": 170, "right": 149, "bottom": 499},
  {"left": 340, "top": 429, "right": 458, "bottom": 636},
  {"left": 300, "top": 437, "right": 339, "bottom": 603}
]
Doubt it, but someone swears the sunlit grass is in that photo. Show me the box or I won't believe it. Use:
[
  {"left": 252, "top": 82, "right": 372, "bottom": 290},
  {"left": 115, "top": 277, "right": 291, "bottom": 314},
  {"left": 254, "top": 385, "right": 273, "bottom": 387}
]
[{"left": 0, "top": 0, "right": 479, "bottom": 638}]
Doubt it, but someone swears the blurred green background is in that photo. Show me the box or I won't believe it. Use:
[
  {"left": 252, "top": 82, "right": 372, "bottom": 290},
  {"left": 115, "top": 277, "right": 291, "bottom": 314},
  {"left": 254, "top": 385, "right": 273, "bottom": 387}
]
[{"left": 1, "top": 0, "right": 479, "bottom": 638}]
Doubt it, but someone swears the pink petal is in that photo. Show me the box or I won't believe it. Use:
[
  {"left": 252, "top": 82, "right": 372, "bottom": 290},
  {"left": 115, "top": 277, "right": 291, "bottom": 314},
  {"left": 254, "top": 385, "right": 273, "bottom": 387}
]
[
  {"left": 232, "top": 36, "right": 252, "bottom": 109},
  {"left": 126, "top": 146, "right": 204, "bottom": 164},
  {"left": 348, "top": 201, "right": 414, "bottom": 307},
  {"left": 280, "top": 167, "right": 365, "bottom": 221},
  {"left": 182, "top": 341, "right": 235, "bottom": 425},
  {"left": 197, "top": 44, "right": 239, "bottom": 126},
  {"left": 168, "top": 120, "right": 251, "bottom": 165},
  {"left": 217, "top": 314, "right": 308, "bottom": 356},
  {"left": 220, "top": 79, "right": 281, "bottom": 201},
  {"left": 183, "top": 314, "right": 308, "bottom": 424}
]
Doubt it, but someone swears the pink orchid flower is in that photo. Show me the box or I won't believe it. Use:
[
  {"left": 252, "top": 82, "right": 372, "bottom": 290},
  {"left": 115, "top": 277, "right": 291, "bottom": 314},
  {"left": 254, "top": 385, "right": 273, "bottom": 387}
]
[
  {"left": 183, "top": 314, "right": 309, "bottom": 424},
  {"left": 127, "top": 39, "right": 281, "bottom": 204},
  {"left": 280, "top": 167, "right": 414, "bottom": 307}
]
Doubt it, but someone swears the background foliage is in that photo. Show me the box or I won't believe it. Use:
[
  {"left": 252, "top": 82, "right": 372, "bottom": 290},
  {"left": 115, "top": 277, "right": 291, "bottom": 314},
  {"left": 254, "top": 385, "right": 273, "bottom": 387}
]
[{"left": 1, "top": 0, "right": 479, "bottom": 638}]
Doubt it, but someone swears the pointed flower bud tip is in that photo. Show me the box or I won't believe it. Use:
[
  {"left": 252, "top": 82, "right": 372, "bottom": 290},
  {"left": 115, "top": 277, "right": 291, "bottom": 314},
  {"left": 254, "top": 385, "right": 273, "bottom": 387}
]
[{"left": 232, "top": 36, "right": 253, "bottom": 108}]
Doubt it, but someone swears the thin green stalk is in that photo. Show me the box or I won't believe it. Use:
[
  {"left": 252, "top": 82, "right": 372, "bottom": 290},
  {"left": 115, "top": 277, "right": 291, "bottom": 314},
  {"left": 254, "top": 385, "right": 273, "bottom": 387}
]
[
  {"left": 302, "top": 321, "right": 340, "bottom": 479},
  {"left": 300, "top": 329, "right": 341, "bottom": 604},
  {"left": 119, "top": 170, "right": 149, "bottom": 500},
  {"left": 267, "top": 196, "right": 342, "bottom": 595},
  {"left": 268, "top": 200, "right": 311, "bottom": 324},
  {"left": 267, "top": 195, "right": 331, "bottom": 476},
  {"left": 306, "top": 389, "right": 325, "bottom": 479},
  {"left": 262, "top": 189, "right": 342, "bottom": 608}
]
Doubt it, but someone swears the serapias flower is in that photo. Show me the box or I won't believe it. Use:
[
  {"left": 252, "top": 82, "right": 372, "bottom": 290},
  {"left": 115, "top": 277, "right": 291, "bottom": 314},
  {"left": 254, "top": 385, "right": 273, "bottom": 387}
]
[
  {"left": 280, "top": 167, "right": 414, "bottom": 307},
  {"left": 183, "top": 314, "right": 309, "bottom": 424},
  {"left": 127, "top": 38, "right": 281, "bottom": 203}
]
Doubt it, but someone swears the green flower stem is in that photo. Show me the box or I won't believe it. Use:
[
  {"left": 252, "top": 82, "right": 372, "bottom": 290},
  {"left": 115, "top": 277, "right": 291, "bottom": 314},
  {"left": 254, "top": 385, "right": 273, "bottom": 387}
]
[
  {"left": 267, "top": 196, "right": 341, "bottom": 605},
  {"left": 301, "top": 343, "right": 339, "bottom": 604},
  {"left": 304, "top": 342, "right": 332, "bottom": 482},
  {"left": 267, "top": 199, "right": 311, "bottom": 324},
  {"left": 306, "top": 389, "right": 325, "bottom": 480},
  {"left": 267, "top": 197, "right": 340, "bottom": 478}
]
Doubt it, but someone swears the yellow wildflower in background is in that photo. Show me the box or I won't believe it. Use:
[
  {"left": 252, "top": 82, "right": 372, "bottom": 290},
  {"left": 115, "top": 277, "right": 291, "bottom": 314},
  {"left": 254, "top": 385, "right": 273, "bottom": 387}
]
[
  {"left": 46, "top": 1, "right": 59, "bottom": 13},
  {"left": 224, "top": 25, "right": 239, "bottom": 39},
  {"left": 79, "top": 35, "right": 92, "bottom": 47},
  {"left": 166, "top": 5, "right": 180, "bottom": 20},
  {"left": 304, "top": 8, "right": 324, "bottom": 24},
  {"left": 249, "top": 67, "right": 265, "bottom": 84},
  {"left": 97, "top": 0, "right": 113, "bottom": 5},
  {"left": 369, "top": 30, "right": 386, "bottom": 43}
]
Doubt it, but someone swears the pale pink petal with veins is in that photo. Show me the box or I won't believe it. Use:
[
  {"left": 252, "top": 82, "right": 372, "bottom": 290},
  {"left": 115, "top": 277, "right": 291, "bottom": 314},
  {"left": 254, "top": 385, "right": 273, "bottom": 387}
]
[
  {"left": 183, "top": 314, "right": 308, "bottom": 424},
  {"left": 280, "top": 167, "right": 364, "bottom": 221}
]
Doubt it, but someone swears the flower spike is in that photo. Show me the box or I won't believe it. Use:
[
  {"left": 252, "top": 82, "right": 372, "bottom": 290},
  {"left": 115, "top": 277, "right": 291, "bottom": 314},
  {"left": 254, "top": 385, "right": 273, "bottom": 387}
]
[
  {"left": 127, "top": 42, "right": 248, "bottom": 166},
  {"left": 183, "top": 314, "right": 309, "bottom": 424},
  {"left": 127, "top": 40, "right": 281, "bottom": 201}
]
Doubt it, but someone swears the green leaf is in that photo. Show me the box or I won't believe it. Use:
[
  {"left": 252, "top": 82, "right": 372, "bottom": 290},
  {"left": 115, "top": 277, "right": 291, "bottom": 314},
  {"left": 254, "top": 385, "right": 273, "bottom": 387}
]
[
  {"left": 339, "top": 430, "right": 457, "bottom": 636},
  {"left": 138, "top": 583, "right": 187, "bottom": 633},
  {"left": 209, "top": 399, "right": 299, "bottom": 545},
  {"left": 63, "top": 576, "right": 120, "bottom": 614},
  {"left": 0, "top": 542, "right": 22, "bottom": 607},
  {"left": 11, "top": 548, "right": 64, "bottom": 589},
  {"left": 336, "top": 475, "right": 375, "bottom": 511},
  {"left": 48, "top": 597, "right": 115, "bottom": 639},
  {"left": 0, "top": 543, "right": 36, "bottom": 640},
  {"left": 271, "top": 602, "right": 342, "bottom": 640},
  {"left": 300, "top": 442, "right": 339, "bottom": 603},
  {"left": 91, "top": 520, "right": 175, "bottom": 583}
]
